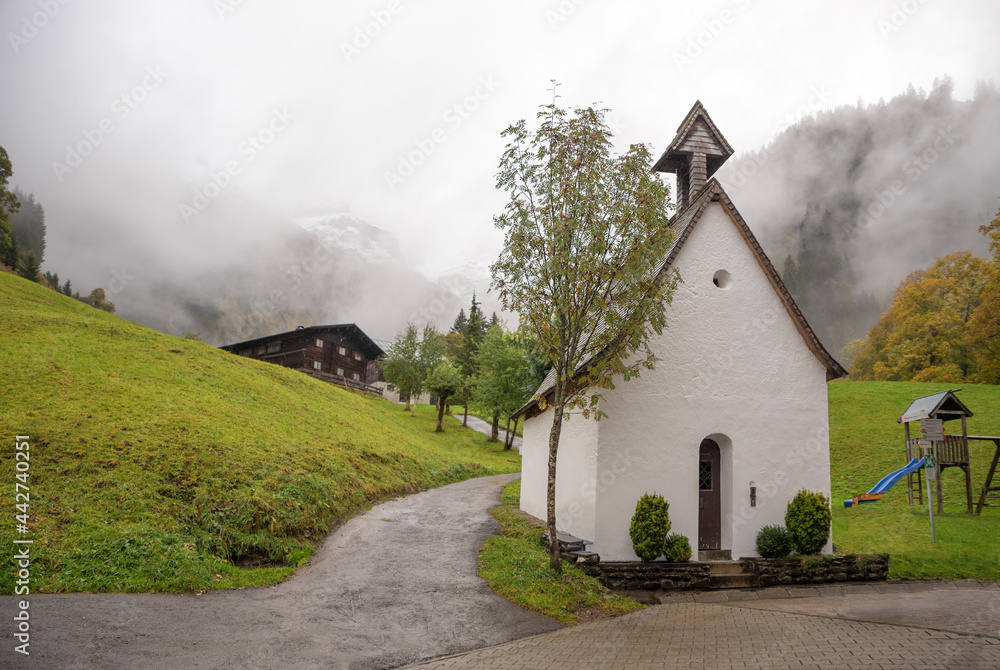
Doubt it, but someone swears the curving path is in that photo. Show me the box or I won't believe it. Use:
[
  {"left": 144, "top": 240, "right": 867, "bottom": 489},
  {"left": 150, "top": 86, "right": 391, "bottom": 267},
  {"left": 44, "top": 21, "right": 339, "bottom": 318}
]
[
  {"left": 460, "top": 415, "right": 522, "bottom": 452},
  {"left": 0, "top": 474, "right": 559, "bottom": 670}
]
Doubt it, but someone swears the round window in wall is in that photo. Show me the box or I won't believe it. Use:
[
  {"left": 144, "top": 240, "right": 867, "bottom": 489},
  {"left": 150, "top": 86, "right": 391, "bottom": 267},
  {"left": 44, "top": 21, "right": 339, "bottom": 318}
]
[{"left": 713, "top": 270, "right": 731, "bottom": 288}]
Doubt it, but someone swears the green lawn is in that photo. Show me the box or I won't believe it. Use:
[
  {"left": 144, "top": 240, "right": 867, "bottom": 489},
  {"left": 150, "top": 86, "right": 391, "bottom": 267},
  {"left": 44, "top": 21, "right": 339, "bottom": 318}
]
[
  {"left": 478, "top": 479, "right": 644, "bottom": 624},
  {"left": 830, "top": 381, "right": 1000, "bottom": 580},
  {"left": 0, "top": 272, "right": 520, "bottom": 593}
]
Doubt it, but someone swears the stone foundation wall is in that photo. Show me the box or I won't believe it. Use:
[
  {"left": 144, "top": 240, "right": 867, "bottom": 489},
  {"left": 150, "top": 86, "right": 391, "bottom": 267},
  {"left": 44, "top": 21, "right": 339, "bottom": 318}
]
[
  {"left": 740, "top": 554, "right": 890, "bottom": 586},
  {"left": 586, "top": 561, "right": 712, "bottom": 591},
  {"left": 578, "top": 554, "right": 889, "bottom": 591}
]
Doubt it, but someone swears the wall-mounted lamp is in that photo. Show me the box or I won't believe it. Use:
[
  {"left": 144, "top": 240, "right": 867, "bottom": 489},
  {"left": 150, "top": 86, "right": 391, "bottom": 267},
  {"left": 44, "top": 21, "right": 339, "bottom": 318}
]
[{"left": 749, "top": 481, "right": 756, "bottom": 507}]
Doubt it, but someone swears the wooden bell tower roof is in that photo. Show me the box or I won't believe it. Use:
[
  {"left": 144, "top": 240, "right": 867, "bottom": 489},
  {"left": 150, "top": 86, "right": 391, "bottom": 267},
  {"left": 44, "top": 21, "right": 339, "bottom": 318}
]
[{"left": 653, "top": 101, "right": 734, "bottom": 211}]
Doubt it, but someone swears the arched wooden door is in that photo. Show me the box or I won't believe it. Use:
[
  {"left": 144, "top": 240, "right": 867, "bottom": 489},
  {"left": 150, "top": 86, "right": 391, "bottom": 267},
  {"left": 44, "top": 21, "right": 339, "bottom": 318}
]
[{"left": 698, "top": 439, "right": 721, "bottom": 551}]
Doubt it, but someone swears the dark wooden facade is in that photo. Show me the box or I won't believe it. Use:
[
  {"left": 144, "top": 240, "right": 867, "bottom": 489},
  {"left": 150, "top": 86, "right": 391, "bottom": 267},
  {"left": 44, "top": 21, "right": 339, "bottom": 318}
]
[{"left": 221, "top": 324, "right": 385, "bottom": 395}]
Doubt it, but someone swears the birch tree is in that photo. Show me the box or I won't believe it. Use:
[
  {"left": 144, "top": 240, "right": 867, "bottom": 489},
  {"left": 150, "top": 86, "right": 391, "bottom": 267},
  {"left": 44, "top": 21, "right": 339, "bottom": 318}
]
[{"left": 490, "top": 87, "right": 679, "bottom": 570}]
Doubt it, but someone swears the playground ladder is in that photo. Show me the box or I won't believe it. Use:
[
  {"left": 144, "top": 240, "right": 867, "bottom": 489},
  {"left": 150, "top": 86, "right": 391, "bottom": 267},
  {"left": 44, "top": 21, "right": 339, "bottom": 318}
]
[{"left": 973, "top": 436, "right": 1000, "bottom": 515}]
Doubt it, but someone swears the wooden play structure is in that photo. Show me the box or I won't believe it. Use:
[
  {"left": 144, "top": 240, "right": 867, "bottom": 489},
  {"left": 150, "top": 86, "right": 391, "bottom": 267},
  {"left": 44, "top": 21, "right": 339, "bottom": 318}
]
[
  {"left": 974, "top": 435, "right": 1000, "bottom": 515},
  {"left": 898, "top": 389, "right": 1000, "bottom": 515}
]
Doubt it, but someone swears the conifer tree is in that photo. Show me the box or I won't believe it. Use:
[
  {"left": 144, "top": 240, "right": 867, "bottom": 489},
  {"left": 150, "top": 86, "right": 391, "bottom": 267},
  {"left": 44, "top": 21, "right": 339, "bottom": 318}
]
[
  {"left": 17, "top": 250, "right": 41, "bottom": 282},
  {"left": 0, "top": 146, "right": 20, "bottom": 269},
  {"left": 451, "top": 308, "right": 467, "bottom": 334}
]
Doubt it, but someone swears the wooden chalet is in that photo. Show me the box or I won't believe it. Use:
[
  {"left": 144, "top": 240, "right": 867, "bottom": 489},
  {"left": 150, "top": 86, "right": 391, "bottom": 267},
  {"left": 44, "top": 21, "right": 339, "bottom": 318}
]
[{"left": 221, "top": 324, "right": 385, "bottom": 395}]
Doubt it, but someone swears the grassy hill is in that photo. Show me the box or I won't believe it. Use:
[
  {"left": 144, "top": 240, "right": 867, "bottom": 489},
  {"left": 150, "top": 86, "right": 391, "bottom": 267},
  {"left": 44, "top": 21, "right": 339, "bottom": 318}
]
[
  {"left": 830, "top": 381, "right": 1000, "bottom": 580},
  {"left": 0, "top": 272, "right": 519, "bottom": 594}
]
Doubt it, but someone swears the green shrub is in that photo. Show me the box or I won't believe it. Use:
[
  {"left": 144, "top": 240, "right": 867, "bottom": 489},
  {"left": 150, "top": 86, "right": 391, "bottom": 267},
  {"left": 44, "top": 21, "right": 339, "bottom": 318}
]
[
  {"left": 784, "top": 489, "right": 832, "bottom": 555},
  {"left": 629, "top": 493, "right": 670, "bottom": 562},
  {"left": 755, "top": 524, "right": 794, "bottom": 558},
  {"left": 662, "top": 533, "right": 692, "bottom": 562}
]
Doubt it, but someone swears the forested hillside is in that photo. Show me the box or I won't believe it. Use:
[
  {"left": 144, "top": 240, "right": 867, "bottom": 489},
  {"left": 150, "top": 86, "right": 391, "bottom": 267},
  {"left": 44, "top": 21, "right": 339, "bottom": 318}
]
[{"left": 718, "top": 78, "right": 1000, "bottom": 358}]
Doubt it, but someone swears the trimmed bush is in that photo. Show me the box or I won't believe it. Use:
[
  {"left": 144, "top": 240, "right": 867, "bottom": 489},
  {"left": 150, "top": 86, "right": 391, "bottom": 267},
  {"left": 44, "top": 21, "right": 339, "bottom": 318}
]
[
  {"left": 784, "top": 489, "right": 832, "bottom": 555},
  {"left": 755, "top": 524, "right": 794, "bottom": 558},
  {"left": 629, "top": 493, "right": 671, "bottom": 562},
  {"left": 662, "top": 533, "right": 692, "bottom": 562}
]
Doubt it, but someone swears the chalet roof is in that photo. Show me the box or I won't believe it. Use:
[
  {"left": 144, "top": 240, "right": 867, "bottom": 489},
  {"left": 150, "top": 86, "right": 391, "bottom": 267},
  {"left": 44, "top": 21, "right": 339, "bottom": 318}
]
[
  {"left": 898, "top": 389, "right": 973, "bottom": 423},
  {"left": 220, "top": 323, "right": 385, "bottom": 360},
  {"left": 513, "top": 178, "right": 847, "bottom": 419}
]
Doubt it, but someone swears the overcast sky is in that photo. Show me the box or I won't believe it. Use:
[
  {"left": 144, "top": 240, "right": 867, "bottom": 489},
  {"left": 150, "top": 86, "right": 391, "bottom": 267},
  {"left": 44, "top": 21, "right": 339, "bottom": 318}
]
[{"left": 2, "top": 0, "right": 998, "bottom": 280}]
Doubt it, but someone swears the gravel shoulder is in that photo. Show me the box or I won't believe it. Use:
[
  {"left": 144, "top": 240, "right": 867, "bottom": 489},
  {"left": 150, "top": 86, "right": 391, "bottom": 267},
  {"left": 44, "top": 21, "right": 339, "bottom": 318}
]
[{"left": 0, "top": 474, "right": 559, "bottom": 670}]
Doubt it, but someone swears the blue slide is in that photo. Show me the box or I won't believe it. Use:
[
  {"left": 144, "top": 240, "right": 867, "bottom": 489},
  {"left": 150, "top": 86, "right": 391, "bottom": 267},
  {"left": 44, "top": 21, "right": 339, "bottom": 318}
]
[{"left": 844, "top": 457, "right": 924, "bottom": 508}]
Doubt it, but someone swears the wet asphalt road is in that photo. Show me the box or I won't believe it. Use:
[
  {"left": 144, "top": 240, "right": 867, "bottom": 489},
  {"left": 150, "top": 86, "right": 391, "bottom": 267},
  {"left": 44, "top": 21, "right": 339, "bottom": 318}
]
[{"left": 0, "top": 474, "right": 559, "bottom": 670}]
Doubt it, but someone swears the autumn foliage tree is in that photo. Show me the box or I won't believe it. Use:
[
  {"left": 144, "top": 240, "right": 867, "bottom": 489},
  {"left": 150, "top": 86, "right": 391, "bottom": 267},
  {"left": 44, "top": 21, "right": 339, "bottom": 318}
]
[
  {"left": 845, "top": 249, "right": 991, "bottom": 382},
  {"left": 491, "top": 88, "right": 679, "bottom": 570},
  {"left": 968, "top": 207, "right": 1000, "bottom": 382}
]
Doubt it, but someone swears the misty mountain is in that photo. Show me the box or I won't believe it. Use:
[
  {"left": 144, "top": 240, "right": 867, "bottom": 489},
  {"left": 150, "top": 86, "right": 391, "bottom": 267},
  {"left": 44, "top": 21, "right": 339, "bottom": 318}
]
[
  {"left": 293, "top": 206, "right": 406, "bottom": 265},
  {"left": 717, "top": 77, "right": 1000, "bottom": 358},
  {"left": 96, "top": 188, "right": 461, "bottom": 346}
]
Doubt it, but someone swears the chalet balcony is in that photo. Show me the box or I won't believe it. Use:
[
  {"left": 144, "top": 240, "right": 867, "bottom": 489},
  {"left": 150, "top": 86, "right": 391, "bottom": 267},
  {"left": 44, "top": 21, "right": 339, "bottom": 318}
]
[{"left": 304, "top": 368, "right": 384, "bottom": 396}]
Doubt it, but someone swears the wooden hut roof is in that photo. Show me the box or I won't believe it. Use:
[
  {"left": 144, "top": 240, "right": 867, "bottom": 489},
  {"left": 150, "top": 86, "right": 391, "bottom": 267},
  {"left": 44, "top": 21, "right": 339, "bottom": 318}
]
[{"left": 898, "top": 389, "right": 974, "bottom": 423}]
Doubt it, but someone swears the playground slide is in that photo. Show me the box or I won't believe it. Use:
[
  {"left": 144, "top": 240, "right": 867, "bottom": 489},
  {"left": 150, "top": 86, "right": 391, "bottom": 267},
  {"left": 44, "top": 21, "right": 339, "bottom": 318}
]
[{"left": 844, "top": 457, "right": 924, "bottom": 508}]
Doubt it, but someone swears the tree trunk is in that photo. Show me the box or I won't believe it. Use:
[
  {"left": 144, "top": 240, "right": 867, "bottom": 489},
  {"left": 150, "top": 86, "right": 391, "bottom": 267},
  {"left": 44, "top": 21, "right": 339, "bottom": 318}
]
[
  {"left": 463, "top": 404, "right": 468, "bottom": 427},
  {"left": 405, "top": 394, "right": 411, "bottom": 412},
  {"left": 505, "top": 417, "right": 518, "bottom": 451},
  {"left": 503, "top": 417, "right": 512, "bottom": 450},
  {"left": 436, "top": 395, "right": 446, "bottom": 432},
  {"left": 547, "top": 396, "right": 566, "bottom": 572},
  {"left": 489, "top": 413, "right": 500, "bottom": 442}
]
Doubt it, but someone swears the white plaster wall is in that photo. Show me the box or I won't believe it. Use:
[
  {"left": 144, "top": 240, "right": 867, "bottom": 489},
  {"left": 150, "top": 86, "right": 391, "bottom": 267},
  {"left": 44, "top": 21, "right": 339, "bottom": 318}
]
[
  {"left": 372, "top": 382, "right": 435, "bottom": 405},
  {"left": 520, "top": 406, "right": 599, "bottom": 543},
  {"left": 592, "top": 200, "right": 833, "bottom": 560}
]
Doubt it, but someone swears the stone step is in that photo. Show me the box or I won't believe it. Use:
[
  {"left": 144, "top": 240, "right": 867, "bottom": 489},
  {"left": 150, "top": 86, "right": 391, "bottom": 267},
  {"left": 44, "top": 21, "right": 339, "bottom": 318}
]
[
  {"left": 707, "top": 561, "right": 745, "bottom": 576},
  {"left": 709, "top": 573, "right": 756, "bottom": 589},
  {"left": 698, "top": 550, "right": 732, "bottom": 562}
]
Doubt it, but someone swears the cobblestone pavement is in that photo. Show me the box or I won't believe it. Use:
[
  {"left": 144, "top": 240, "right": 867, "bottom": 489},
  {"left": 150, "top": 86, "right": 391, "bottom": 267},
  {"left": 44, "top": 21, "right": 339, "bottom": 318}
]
[{"left": 402, "top": 582, "right": 1000, "bottom": 670}]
